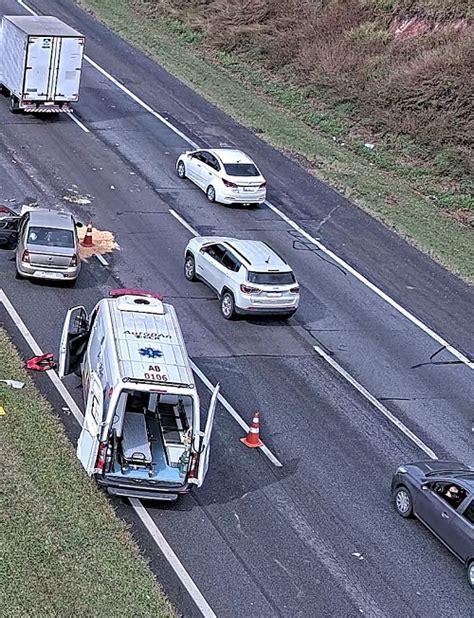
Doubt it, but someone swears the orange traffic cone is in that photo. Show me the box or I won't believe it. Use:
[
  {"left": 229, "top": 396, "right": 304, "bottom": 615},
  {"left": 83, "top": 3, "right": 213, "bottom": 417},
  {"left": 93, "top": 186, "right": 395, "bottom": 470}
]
[
  {"left": 240, "top": 411, "right": 263, "bottom": 448},
  {"left": 81, "top": 222, "right": 94, "bottom": 247}
]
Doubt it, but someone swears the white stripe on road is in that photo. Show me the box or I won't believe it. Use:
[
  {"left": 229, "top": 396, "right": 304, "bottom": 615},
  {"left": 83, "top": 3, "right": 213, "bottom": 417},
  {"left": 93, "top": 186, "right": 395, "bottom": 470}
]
[
  {"left": 17, "top": 0, "right": 472, "bottom": 372},
  {"left": 313, "top": 344, "right": 438, "bottom": 460},
  {"left": 191, "top": 361, "right": 283, "bottom": 467},
  {"left": 67, "top": 111, "right": 90, "bottom": 133},
  {"left": 0, "top": 287, "right": 215, "bottom": 618},
  {"left": 169, "top": 208, "right": 198, "bottom": 236},
  {"left": 129, "top": 498, "right": 216, "bottom": 618},
  {"left": 95, "top": 253, "right": 109, "bottom": 267},
  {"left": 0, "top": 289, "right": 84, "bottom": 425}
]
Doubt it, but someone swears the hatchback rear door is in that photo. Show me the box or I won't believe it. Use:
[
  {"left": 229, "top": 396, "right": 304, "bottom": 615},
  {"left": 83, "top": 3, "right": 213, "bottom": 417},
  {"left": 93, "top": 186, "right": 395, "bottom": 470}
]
[
  {"left": 58, "top": 306, "right": 89, "bottom": 378},
  {"left": 195, "top": 383, "right": 220, "bottom": 487}
]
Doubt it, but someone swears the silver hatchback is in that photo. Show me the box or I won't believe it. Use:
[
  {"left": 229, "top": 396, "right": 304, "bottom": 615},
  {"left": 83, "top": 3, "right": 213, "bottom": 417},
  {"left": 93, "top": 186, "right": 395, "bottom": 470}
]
[{"left": 15, "top": 209, "right": 82, "bottom": 285}]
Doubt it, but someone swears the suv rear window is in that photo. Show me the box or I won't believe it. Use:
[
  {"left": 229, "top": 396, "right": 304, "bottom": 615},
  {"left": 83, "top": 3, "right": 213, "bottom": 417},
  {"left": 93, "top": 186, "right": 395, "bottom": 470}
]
[
  {"left": 247, "top": 271, "right": 295, "bottom": 285},
  {"left": 27, "top": 227, "right": 74, "bottom": 248},
  {"left": 223, "top": 163, "right": 259, "bottom": 177}
]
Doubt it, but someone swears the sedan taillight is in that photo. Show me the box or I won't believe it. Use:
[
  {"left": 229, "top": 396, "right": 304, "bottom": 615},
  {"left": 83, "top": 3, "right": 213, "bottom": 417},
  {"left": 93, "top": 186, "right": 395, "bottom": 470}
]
[
  {"left": 223, "top": 179, "right": 238, "bottom": 188},
  {"left": 21, "top": 249, "right": 30, "bottom": 263},
  {"left": 259, "top": 181, "right": 267, "bottom": 188},
  {"left": 69, "top": 254, "right": 78, "bottom": 267},
  {"left": 240, "top": 284, "right": 261, "bottom": 295},
  {"left": 290, "top": 286, "right": 300, "bottom": 294}
]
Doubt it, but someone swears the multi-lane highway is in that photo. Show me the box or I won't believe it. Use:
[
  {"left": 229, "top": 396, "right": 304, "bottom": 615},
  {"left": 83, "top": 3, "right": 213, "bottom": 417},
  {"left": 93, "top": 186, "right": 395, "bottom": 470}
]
[{"left": 1, "top": 0, "right": 473, "bottom": 615}]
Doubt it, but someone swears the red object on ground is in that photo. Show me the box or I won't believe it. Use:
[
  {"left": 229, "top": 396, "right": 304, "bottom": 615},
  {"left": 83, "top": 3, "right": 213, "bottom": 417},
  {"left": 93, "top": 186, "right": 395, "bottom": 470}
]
[
  {"left": 81, "top": 222, "right": 94, "bottom": 247},
  {"left": 26, "top": 353, "right": 56, "bottom": 371},
  {"left": 240, "top": 411, "right": 264, "bottom": 448}
]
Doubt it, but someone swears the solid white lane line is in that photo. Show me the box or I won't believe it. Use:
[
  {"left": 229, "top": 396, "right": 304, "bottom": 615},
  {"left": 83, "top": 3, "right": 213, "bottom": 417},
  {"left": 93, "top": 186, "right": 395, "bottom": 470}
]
[
  {"left": 0, "top": 287, "right": 216, "bottom": 618},
  {"left": 95, "top": 253, "right": 109, "bottom": 266},
  {"left": 190, "top": 360, "right": 283, "bottom": 467},
  {"left": 67, "top": 112, "right": 90, "bottom": 133},
  {"left": 18, "top": 0, "right": 471, "bottom": 372},
  {"left": 0, "top": 289, "right": 84, "bottom": 425},
  {"left": 313, "top": 344, "right": 438, "bottom": 460},
  {"left": 269, "top": 202, "right": 474, "bottom": 370},
  {"left": 169, "top": 208, "right": 198, "bottom": 236},
  {"left": 129, "top": 498, "right": 217, "bottom": 618}
]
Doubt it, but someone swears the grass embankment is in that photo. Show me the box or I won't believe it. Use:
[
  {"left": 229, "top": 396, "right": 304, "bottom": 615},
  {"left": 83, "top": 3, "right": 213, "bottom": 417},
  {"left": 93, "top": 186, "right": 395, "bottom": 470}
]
[
  {"left": 0, "top": 328, "right": 174, "bottom": 617},
  {"left": 76, "top": 0, "right": 473, "bottom": 282}
]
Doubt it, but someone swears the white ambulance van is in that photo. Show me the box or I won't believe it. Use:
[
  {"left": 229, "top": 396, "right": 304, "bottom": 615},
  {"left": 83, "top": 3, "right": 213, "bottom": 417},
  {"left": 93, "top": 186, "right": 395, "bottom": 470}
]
[{"left": 58, "top": 289, "right": 219, "bottom": 502}]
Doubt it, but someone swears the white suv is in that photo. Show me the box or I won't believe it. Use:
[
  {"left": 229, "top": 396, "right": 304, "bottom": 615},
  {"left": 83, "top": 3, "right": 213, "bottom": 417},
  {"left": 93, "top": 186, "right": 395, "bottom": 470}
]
[{"left": 184, "top": 237, "right": 300, "bottom": 319}]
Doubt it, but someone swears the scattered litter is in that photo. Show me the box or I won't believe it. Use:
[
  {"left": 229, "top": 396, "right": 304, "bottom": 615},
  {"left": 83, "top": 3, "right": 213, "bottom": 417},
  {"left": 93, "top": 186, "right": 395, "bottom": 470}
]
[
  {"left": 63, "top": 192, "right": 92, "bottom": 205},
  {"left": 352, "top": 552, "right": 364, "bottom": 560},
  {"left": 0, "top": 379, "right": 25, "bottom": 389},
  {"left": 26, "top": 353, "right": 56, "bottom": 371},
  {"left": 78, "top": 225, "right": 120, "bottom": 261},
  {"left": 62, "top": 406, "right": 71, "bottom": 415},
  {"left": 0, "top": 406, "right": 5, "bottom": 416},
  {"left": 129, "top": 172, "right": 135, "bottom": 175},
  {"left": 110, "top": 185, "right": 115, "bottom": 190},
  {"left": 364, "top": 142, "right": 375, "bottom": 150}
]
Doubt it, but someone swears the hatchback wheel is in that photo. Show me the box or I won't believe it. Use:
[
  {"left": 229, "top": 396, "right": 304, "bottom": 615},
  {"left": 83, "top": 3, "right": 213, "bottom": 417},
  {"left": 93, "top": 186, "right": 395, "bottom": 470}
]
[
  {"left": 206, "top": 185, "right": 216, "bottom": 203},
  {"left": 177, "top": 161, "right": 186, "bottom": 179},
  {"left": 220, "top": 291, "right": 235, "bottom": 320},
  {"left": 394, "top": 486, "right": 413, "bottom": 518},
  {"left": 184, "top": 254, "right": 197, "bottom": 282},
  {"left": 468, "top": 561, "right": 474, "bottom": 589}
]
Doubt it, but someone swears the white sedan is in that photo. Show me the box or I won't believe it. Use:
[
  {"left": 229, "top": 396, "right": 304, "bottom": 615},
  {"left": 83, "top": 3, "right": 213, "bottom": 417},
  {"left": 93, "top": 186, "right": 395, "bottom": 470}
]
[{"left": 176, "top": 148, "right": 267, "bottom": 205}]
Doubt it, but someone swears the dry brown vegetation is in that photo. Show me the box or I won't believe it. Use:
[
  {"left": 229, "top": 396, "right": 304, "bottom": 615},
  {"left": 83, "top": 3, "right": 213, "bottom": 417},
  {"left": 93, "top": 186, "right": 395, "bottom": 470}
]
[{"left": 131, "top": 0, "right": 473, "bottom": 181}]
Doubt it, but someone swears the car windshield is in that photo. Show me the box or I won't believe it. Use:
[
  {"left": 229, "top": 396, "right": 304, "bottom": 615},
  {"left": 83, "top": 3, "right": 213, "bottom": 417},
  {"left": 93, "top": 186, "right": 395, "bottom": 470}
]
[
  {"left": 247, "top": 271, "right": 295, "bottom": 285},
  {"left": 27, "top": 226, "right": 74, "bottom": 248},
  {"left": 223, "top": 163, "right": 259, "bottom": 177}
]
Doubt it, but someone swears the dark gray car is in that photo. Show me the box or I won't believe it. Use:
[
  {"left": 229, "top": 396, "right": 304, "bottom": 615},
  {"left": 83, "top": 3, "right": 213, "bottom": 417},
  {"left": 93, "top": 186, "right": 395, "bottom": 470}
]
[{"left": 392, "top": 460, "right": 474, "bottom": 588}]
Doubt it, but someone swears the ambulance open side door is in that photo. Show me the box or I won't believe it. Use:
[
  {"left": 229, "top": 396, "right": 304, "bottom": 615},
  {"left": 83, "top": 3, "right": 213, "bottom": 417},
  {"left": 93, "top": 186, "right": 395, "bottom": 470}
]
[
  {"left": 58, "top": 306, "right": 89, "bottom": 379},
  {"left": 76, "top": 373, "right": 104, "bottom": 476},
  {"left": 195, "top": 383, "right": 220, "bottom": 487}
]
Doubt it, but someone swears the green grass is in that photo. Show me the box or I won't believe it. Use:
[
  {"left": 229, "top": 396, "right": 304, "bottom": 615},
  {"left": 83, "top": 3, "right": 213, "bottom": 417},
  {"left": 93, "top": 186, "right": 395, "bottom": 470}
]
[
  {"left": 0, "top": 329, "right": 175, "bottom": 618},
  {"left": 76, "top": 0, "right": 473, "bottom": 282}
]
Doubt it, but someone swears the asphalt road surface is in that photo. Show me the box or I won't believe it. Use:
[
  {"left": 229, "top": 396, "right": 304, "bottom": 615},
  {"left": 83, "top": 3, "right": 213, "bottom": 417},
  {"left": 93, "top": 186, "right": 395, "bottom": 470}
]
[{"left": 1, "top": 0, "right": 473, "bottom": 616}]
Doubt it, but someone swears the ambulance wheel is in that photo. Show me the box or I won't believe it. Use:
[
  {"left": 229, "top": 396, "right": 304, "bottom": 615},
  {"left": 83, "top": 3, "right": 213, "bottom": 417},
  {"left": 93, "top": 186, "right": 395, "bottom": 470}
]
[{"left": 9, "top": 95, "right": 20, "bottom": 114}]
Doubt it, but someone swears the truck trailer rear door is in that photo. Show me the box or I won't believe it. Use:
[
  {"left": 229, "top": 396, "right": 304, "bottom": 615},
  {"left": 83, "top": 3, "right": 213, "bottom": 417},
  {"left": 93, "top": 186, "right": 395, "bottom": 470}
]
[
  {"left": 24, "top": 36, "right": 54, "bottom": 100},
  {"left": 77, "top": 373, "right": 104, "bottom": 475},
  {"left": 54, "top": 37, "right": 84, "bottom": 100},
  {"left": 195, "top": 383, "right": 220, "bottom": 487}
]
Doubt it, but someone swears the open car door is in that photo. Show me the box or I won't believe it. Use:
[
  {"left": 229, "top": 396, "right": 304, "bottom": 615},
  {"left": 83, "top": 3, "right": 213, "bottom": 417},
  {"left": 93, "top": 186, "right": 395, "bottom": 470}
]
[
  {"left": 195, "top": 383, "right": 220, "bottom": 487},
  {"left": 77, "top": 373, "right": 104, "bottom": 475},
  {"left": 0, "top": 205, "right": 21, "bottom": 247},
  {"left": 58, "top": 306, "right": 89, "bottom": 379}
]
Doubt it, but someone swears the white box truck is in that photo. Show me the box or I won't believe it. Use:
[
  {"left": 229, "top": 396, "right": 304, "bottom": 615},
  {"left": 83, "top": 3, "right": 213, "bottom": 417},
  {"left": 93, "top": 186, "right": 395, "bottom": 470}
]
[
  {"left": 0, "top": 15, "right": 84, "bottom": 113},
  {"left": 58, "top": 289, "right": 220, "bottom": 502}
]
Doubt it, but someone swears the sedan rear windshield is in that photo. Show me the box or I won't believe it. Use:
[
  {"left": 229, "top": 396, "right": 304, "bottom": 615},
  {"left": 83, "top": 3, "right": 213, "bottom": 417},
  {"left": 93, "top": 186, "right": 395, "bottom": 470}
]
[
  {"left": 247, "top": 271, "right": 295, "bottom": 285},
  {"left": 223, "top": 163, "right": 259, "bottom": 177},
  {"left": 27, "top": 227, "right": 74, "bottom": 248}
]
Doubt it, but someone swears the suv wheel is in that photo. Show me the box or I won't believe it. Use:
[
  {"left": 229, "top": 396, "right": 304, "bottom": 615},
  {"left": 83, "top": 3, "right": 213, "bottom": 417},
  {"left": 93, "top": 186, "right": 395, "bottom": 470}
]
[
  {"left": 394, "top": 486, "right": 413, "bottom": 518},
  {"left": 15, "top": 269, "right": 24, "bottom": 280},
  {"left": 177, "top": 161, "right": 186, "bottom": 179},
  {"left": 206, "top": 185, "right": 216, "bottom": 203},
  {"left": 184, "top": 254, "right": 197, "bottom": 281},
  {"left": 468, "top": 561, "right": 474, "bottom": 589},
  {"left": 220, "top": 291, "right": 235, "bottom": 320}
]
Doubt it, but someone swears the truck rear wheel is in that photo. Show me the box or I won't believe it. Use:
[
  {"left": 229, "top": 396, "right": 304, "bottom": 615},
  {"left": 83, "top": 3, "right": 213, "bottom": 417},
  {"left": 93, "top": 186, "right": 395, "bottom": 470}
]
[{"left": 9, "top": 95, "right": 20, "bottom": 114}]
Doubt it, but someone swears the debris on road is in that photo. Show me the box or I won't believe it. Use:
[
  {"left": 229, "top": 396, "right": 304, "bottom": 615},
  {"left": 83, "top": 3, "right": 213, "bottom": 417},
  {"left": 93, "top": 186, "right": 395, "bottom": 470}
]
[
  {"left": 26, "top": 354, "right": 56, "bottom": 371},
  {"left": 352, "top": 552, "right": 364, "bottom": 560},
  {"left": 0, "top": 379, "right": 25, "bottom": 389},
  {"left": 63, "top": 191, "right": 92, "bottom": 205},
  {"left": 0, "top": 406, "right": 6, "bottom": 416},
  {"left": 78, "top": 225, "right": 119, "bottom": 261}
]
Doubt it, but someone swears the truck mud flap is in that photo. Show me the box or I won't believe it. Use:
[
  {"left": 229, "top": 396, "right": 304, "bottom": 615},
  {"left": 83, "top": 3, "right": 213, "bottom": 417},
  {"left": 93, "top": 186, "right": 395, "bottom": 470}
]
[{"left": 22, "top": 104, "right": 72, "bottom": 113}]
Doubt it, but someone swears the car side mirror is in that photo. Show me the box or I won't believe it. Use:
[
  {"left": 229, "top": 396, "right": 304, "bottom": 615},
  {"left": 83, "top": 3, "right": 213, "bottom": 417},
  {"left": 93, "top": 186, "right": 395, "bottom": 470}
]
[
  {"left": 421, "top": 484, "right": 429, "bottom": 491},
  {"left": 75, "top": 221, "right": 84, "bottom": 228}
]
